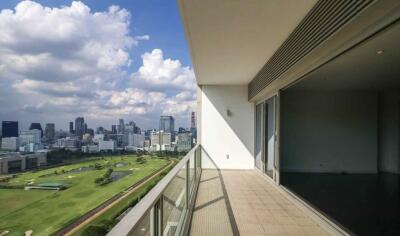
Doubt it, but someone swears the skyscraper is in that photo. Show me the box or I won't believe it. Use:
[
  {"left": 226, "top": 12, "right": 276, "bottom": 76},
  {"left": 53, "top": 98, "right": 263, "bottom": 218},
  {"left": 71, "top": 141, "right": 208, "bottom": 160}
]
[
  {"left": 69, "top": 121, "right": 74, "bottom": 134},
  {"left": 118, "top": 119, "right": 125, "bottom": 134},
  {"left": 190, "top": 112, "right": 197, "bottom": 142},
  {"left": 160, "top": 116, "right": 175, "bottom": 142},
  {"left": 111, "top": 125, "right": 117, "bottom": 134},
  {"left": 191, "top": 112, "right": 196, "bottom": 129},
  {"left": 29, "top": 123, "right": 43, "bottom": 138},
  {"left": 159, "top": 116, "right": 175, "bottom": 133},
  {"left": 45, "top": 123, "right": 55, "bottom": 142},
  {"left": 75, "top": 117, "right": 85, "bottom": 139},
  {"left": 1, "top": 121, "right": 18, "bottom": 138}
]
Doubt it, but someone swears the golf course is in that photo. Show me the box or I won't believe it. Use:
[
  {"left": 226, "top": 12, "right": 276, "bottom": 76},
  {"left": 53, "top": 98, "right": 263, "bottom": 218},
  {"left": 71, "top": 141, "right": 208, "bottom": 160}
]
[{"left": 0, "top": 155, "right": 170, "bottom": 236}]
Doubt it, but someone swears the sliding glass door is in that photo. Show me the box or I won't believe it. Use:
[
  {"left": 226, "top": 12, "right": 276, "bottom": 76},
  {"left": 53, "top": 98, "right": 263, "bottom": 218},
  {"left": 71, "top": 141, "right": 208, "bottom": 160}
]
[
  {"left": 255, "top": 103, "right": 263, "bottom": 170},
  {"left": 265, "top": 96, "right": 276, "bottom": 179},
  {"left": 255, "top": 95, "right": 279, "bottom": 182}
]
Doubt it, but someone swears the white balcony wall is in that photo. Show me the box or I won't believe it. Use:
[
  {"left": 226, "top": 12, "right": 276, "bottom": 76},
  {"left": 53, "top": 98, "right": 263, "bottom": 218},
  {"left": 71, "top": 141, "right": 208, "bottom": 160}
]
[{"left": 199, "top": 85, "right": 254, "bottom": 169}]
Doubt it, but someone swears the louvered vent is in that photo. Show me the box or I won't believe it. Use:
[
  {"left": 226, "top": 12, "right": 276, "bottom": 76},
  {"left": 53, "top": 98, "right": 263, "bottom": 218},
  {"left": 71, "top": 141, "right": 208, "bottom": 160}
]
[{"left": 248, "top": 0, "right": 374, "bottom": 100}]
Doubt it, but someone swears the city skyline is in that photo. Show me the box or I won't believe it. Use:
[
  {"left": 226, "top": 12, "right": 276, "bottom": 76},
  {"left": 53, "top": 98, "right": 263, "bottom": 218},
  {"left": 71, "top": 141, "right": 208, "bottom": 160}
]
[
  {"left": 0, "top": 0, "right": 196, "bottom": 130},
  {"left": 1, "top": 112, "right": 195, "bottom": 134}
]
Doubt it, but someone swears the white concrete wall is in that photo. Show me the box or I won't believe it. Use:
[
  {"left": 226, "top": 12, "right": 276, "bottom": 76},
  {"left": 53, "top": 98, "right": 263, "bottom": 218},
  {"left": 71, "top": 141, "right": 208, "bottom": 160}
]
[
  {"left": 200, "top": 85, "right": 254, "bottom": 169},
  {"left": 379, "top": 90, "right": 400, "bottom": 174},
  {"left": 281, "top": 90, "right": 379, "bottom": 174}
]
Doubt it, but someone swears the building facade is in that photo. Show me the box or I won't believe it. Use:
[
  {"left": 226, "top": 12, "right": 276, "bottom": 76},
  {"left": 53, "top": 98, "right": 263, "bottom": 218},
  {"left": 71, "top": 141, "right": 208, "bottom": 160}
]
[
  {"left": 0, "top": 152, "right": 47, "bottom": 174},
  {"left": 44, "top": 123, "right": 55, "bottom": 142},
  {"left": 75, "top": 117, "right": 85, "bottom": 139},
  {"left": 1, "top": 137, "right": 19, "bottom": 151},
  {"left": 1, "top": 121, "right": 18, "bottom": 138},
  {"left": 29, "top": 123, "right": 43, "bottom": 138},
  {"left": 176, "top": 132, "right": 192, "bottom": 152},
  {"left": 19, "top": 129, "right": 41, "bottom": 146}
]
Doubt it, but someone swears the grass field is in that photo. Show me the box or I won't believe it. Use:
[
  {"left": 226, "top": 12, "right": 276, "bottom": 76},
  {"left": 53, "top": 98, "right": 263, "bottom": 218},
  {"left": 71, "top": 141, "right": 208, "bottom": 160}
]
[
  {"left": 0, "top": 155, "right": 168, "bottom": 236},
  {"left": 74, "top": 162, "right": 175, "bottom": 236}
]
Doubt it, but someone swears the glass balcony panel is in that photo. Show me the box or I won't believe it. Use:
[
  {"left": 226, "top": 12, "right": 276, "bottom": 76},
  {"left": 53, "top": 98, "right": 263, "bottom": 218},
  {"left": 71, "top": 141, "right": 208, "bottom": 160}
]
[
  {"left": 162, "top": 167, "right": 186, "bottom": 236},
  {"left": 128, "top": 210, "right": 150, "bottom": 236},
  {"left": 189, "top": 154, "right": 195, "bottom": 197}
]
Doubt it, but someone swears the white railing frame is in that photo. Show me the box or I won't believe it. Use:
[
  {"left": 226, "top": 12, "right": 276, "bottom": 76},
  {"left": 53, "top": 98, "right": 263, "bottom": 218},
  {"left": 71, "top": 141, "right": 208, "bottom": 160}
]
[{"left": 107, "top": 144, "right": 201, "bottom": 236}]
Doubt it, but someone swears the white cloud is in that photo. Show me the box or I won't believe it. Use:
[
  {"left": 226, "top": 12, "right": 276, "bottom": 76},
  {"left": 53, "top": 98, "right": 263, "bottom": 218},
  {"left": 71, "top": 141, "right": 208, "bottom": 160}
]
[
  {"left": 0, "top": 0, "right": 134, "bottom": 82},
  {"left": 131, "top": 49, "right": 196, "bottom": 92},
  {"left": 0, "top": 1, "right": 196, "bottom": 129}
]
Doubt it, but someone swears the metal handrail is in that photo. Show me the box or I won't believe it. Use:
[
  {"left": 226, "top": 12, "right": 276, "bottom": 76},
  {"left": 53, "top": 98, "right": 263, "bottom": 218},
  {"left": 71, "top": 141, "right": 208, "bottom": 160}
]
[{"left": 107, "top": 144, "right": 200, "bottom": 236}]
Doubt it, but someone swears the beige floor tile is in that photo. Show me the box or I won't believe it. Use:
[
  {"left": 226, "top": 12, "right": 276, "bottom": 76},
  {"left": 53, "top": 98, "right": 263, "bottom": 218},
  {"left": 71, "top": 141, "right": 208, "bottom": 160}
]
[{"left": 190, "top": 170, "right": 329, "bottom": 236}]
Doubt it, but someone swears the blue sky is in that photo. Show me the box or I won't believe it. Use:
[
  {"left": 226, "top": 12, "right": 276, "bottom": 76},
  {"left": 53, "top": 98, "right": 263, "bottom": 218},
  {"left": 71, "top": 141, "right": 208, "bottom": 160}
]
[
  {"left": 0, "top": 0, "right": 192, "bottom": 69},
  {"left": 0, "top": 0, "right": 196, "bottom": 131}
]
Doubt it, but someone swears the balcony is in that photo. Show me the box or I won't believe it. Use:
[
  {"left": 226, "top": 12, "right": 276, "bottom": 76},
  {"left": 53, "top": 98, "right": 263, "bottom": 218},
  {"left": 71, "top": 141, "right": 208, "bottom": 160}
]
[{"left": 108, "top": 145, "right": 332, "bottom": 236}]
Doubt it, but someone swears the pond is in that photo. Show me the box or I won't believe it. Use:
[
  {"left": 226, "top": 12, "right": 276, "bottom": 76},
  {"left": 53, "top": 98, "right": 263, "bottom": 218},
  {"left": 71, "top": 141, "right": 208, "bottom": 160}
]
[{"left": 110, "top": 170, "right": 133, "bottom": 181}]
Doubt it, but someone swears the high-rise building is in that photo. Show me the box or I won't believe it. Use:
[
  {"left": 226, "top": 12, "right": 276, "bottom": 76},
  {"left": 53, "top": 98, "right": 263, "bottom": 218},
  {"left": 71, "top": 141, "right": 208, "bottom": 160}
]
[
  {"left": 45, "top": 123, "right": 55, "bottom": 142},
  {"left": 19, "top": 129, "right": 41, "bottom": 146},
  {"left": 1, "top": 121, "right": 18, "bottom": 138},
  {"left": 1, "top": 137, "right": 19, "bottom": 151},
  {"left": 69, "top": 121, "right": 74, "bottom": 134},
  {"left": 111, "top": 125, "right": 117, "bottom": 134},
  {"left": 159, "top": 116, "right": 175, "bottom": 133},
  {"left": 96, "top": 126, "right": 104, "bottom": 134},
  {"left": 150, "top": 130, "right": 172, "bottom": 151},
  {"left": 75, "top": 117, "right": 85, "bottom": 139},
  {"left": 127, "top": 133, "right": 145, "bottom": 148},
  {"left": 118, "top": 119, "right": 125, "bottom": 134},
  {"left": 176, "top": 132, "right": 192, "bottom": 152},
  {"left": 190, "top": 112, "right": 197, "bottom": 142},
  {"left": 29, "top": 123, "right": 43, "bottom": 138},
  {"left": 191, "top": 112, "right": 196, "bottom": 129}
]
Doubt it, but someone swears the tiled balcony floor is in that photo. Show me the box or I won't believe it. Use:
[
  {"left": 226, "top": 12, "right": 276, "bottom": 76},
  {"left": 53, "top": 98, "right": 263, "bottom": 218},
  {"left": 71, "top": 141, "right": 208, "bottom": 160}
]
[{"left": 190, "top": 170, "right": 331, "bottom": 236}]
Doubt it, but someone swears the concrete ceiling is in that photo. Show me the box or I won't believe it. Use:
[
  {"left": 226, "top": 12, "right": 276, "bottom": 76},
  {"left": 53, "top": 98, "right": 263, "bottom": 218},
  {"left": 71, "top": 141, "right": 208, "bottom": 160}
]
[
  {"left": 288, "top": 20, "right": 400, "bottom": 91},
  {"left": 179, "top": 0, "right": 318, "bottom": 85}
]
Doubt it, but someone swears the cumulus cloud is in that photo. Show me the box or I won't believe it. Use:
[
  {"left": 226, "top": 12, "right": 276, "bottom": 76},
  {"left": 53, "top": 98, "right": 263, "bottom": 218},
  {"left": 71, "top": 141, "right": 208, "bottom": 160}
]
[
  {"left": 131, "top": 49, "right": 196, "bottom": 92},
  {"left": 0, "top": 1, "right": 196, "bottom": 129}
]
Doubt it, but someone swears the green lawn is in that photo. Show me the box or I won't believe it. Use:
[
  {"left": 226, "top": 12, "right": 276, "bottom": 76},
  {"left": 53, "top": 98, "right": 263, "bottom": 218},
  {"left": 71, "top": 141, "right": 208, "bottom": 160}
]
[
  {"left": 74, "top": 163, "right": 174, "bottom": 236},
  {"left": 0, "top": 155, "right": 167, "bottom": 236}
]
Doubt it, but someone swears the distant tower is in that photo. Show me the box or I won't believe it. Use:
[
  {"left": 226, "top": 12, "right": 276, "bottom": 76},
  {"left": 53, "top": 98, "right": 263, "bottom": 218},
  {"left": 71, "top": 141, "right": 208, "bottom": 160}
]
[
  {"left": 191, "top": 112, "right": 196, "bottom": 129},
  {"left": 160, "top": 116, "right": 175, "bottom": 142},
  {"left": 159, "top": 116, "right": 175, "bottom": 133},
  {"left": 75, "top": 117, "right": 85, "bottom": 139},
  {"left": 69, "top": 121, "right": 74, "bottom": 134},
  {"left": 111, "top": 125, "right": 117, "bottom": 134},
  {"left": 118, "top": 119, "right": 125, "bottom": 134},
  {"left": 45, "top": 123, "right": 55, "bottom": 142},
  {"left": 190, "top": 112, "right": 197, "bottom": 143},
  {"left": 29, "top": 123, "right": 43, "bottom": 138}
]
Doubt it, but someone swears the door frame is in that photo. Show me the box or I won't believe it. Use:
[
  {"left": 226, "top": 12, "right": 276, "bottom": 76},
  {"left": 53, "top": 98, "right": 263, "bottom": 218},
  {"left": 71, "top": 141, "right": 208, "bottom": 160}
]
[{"left": 255, "top": 91, "right": 280, "bottom": 184}]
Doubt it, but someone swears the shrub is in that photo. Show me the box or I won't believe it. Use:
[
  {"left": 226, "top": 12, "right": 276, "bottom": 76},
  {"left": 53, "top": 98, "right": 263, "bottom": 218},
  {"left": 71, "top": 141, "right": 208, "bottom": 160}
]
[
  {"left": 95, "top": 168, "right": 113, "bottom": 185},
  {"left": 81, "top": 225, "right": 108, "bottom": 236},
  {"left": 94, "top": 177, "right": 104, "bottom": 184},
  {"left": 94, "top": 163, "right": 104, "bottom": 170}
]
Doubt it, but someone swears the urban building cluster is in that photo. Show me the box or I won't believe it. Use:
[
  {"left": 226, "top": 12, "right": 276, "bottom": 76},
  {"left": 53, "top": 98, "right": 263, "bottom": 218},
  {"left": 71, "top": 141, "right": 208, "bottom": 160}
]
[{"left": 0, "top": 112, "right": 197, "bottom": 154}]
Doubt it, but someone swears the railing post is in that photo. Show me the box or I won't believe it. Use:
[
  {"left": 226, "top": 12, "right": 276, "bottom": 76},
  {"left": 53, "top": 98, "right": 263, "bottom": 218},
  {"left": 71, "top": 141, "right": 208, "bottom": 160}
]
[
  {"left": 158, "top": 196, "right": 163, "bottom": 236},
  {"left": 194, "top": 149, "right": 197, "bottom": 181},
  {"left": 186, "top": 160, "right": 189, "bottom": 209},
  {"left": 150, "top": 204, "right": 156, "bottom": 236}
]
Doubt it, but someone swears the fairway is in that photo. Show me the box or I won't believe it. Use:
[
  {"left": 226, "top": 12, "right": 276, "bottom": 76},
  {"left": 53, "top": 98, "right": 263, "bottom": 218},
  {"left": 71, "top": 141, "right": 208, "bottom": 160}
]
[{"left": 0, "top": 155, "right": 167, "bottom": 236}]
